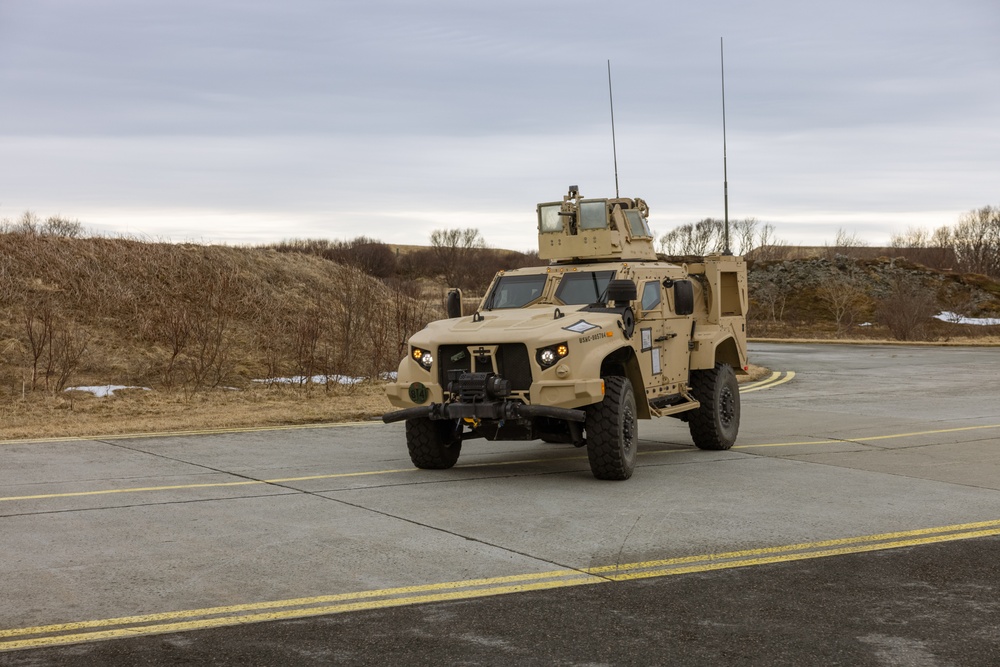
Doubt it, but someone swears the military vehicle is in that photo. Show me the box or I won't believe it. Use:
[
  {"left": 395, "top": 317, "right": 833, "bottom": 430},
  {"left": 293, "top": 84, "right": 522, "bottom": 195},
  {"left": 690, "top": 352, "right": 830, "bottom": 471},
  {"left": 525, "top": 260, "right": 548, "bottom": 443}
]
[{"left": 383, "top": 185, "right": 749, "bottom": 480}]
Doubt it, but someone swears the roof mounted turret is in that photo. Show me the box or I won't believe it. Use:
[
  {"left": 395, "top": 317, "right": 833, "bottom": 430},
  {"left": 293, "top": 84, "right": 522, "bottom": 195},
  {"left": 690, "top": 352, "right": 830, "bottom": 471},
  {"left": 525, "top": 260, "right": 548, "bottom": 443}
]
[{"left": 536, "top": 185, "right": 658, "bottom": 264}]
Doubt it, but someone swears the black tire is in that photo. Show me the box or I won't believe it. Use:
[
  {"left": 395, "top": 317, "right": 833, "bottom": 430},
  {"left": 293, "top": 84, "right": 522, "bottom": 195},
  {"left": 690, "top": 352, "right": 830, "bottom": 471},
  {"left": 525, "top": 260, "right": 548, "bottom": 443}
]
[
  {"left": 405, "top": 418, "right": 462, "bottom": 469},
  {"left": 688, "top": 363, "right": 740, "bottom": 450},
  {"left": 585, "top": 376, "right": 638, "bottom": 480}
]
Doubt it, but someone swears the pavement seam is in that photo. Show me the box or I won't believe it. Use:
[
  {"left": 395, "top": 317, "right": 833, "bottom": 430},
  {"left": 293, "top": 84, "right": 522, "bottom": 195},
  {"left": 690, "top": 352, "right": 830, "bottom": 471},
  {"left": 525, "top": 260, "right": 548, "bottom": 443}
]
[
  {"left": 297, "top": 489, "right": 615, "bottom": 583},
  {"left": 0, "top": 492, "right": 301, "bottom": 519}
]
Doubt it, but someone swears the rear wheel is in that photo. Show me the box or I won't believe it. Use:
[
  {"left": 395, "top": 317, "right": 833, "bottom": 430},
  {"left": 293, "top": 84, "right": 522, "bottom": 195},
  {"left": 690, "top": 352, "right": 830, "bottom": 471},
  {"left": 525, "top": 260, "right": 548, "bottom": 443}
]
[
  {"left": 405, "top": 418, "right": 462, "bottom": 469},
  {"left": 688, "top": 363, "right": 740, "bottom": 450},
  {"left": 585, "top": 376, "right": 638, "bottom": 480}
]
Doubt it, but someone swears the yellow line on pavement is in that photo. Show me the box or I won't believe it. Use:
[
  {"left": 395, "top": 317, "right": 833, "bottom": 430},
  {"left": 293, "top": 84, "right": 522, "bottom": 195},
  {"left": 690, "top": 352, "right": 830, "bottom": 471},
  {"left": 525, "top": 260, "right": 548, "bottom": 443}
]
[
  {"left": 3, "top": 518, "right": 998, "bottom": 652},
  {"left": 733, "top": 423, "right": 1000, "bottom": 450},
  {"left": 740, "top": 371, "right": 781, "bottom": 389},
  {"left": 584, "top": 517, "right": 1000, "bottom": 576},
  {"left": 0, "top": 569, "right": 588, "bottom": 640},
  {"left": 0, "top": 421, "right": 378, "bottom": 447},
  {"left": 603, "top": 526, "right": 1000, "bottom": 582},
  {"left": 741, "top": 371, "right": 795, "bottom": 393},
  {"left": 4, "top": 424, "right": 999, "bottom": 504}
]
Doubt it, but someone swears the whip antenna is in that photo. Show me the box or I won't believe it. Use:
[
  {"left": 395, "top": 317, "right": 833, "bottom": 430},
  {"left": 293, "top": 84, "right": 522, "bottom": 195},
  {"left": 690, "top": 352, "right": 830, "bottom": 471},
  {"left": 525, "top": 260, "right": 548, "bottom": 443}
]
[
  {"left": 720, "top": 38, "right": 732, "bottom": 255},
  {"left": 608, "top": 60, "right": 620, "bottom": 198}
]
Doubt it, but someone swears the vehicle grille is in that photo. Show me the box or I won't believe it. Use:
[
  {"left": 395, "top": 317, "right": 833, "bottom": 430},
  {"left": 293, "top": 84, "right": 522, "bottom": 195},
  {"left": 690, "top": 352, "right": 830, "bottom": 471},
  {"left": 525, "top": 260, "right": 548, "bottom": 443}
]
[{"left": 438, "top": 343, "right": 532, "bottom": 392}]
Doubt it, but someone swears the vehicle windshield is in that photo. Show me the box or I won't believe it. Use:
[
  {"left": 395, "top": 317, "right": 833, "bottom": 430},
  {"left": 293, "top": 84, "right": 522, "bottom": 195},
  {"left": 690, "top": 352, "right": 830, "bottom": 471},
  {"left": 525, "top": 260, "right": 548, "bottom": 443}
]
[
  {"left": 554, "top": 271, "right": 615, "bottom": 305},
  {"left": 483, "top": 274, "right": 548, "bottom": 310}
]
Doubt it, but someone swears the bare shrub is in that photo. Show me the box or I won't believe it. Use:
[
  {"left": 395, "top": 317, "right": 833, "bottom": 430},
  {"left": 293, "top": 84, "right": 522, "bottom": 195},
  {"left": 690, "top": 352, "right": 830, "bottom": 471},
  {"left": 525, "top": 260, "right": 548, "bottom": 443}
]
[
  {"left": 952, "top": 205, "right": 1000, "bottom": 278},
  {"left": 430, "top": 227, "right": 487, "bottom": 290},
  {"left": 823, "top": 228, "right": 869, "bottom": 260},
  {"left": 50, "top": 323, "right": 91, "bottom": 392},
  {"left": 751, "top": 281, "right": 788, "bottom": 324},
  {"left": 816, "top": 272, "right": 871, "bottom": 336},
  {"left": 659, "top": 219, "right": 725, "bottom": 256},
  {"left": 739, "top": 219, "right": 787, "bottom": 261},
  {"left": 22, "top": 302, "right": 54, "bottom": 391},
  {"left": 876, "top": 279, "right": 938, "bottom": 341},
  {"left": 42, "top": 216, "right": 85, "bottom": 238}
]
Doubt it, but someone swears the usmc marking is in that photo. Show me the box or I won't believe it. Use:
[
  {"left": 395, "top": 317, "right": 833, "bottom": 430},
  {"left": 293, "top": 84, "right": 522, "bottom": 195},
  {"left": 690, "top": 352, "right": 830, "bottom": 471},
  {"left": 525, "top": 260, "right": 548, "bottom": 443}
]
[{"left": 579, "top": 332, "right": 609, "bottom": 344}]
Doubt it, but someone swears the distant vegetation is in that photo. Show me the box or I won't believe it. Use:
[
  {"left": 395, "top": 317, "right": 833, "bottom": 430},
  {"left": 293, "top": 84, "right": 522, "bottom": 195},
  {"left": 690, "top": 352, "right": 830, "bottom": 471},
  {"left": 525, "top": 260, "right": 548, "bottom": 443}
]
[
  {"left": 265, "top": 228, "right": 539, "bottom": 295},
  {"left": 1, "top": 205, "right": 997, "bottom": 401}
]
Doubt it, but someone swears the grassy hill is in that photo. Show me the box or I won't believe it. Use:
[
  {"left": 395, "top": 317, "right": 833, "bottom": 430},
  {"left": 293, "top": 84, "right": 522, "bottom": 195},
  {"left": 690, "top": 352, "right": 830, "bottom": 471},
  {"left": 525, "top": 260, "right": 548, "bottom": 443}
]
[{"left": 0, "top": 231, "right": 436, "bottom": 398}]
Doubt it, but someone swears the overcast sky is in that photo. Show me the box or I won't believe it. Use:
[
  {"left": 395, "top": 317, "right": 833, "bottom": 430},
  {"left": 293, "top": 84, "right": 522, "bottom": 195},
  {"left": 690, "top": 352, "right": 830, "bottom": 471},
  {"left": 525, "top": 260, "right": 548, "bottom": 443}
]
[{"left": 1, "top": 0, "right": 998, "bottom": 250}]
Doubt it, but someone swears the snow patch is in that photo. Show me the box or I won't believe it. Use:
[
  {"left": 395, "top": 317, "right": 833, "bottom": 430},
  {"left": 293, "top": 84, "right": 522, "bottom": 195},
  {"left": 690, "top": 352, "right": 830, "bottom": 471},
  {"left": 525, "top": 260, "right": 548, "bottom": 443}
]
[
  {"left": 253, "top": 375, "right": 364, "bottom": 386},
  {"left": 65, "top": 385, "right": 151, "bottom": 397},
  {"left": 935, "top": 312, "right": 1000, "bottom": 326}
]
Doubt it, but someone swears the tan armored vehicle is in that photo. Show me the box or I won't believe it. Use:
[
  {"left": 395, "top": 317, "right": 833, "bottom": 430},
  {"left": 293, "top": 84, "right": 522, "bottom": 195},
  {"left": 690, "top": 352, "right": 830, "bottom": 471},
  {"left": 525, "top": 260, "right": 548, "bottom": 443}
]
[{"left": 383, "top": 186, "right": 749, "bottom": 480}]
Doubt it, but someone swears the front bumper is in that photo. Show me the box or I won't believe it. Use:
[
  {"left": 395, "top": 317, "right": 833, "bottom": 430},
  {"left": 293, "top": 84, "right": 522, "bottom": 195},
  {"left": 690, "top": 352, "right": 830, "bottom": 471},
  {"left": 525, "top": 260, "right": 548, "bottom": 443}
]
[{"left": 382, "top": 400, "right": 586, "bottom": 424}]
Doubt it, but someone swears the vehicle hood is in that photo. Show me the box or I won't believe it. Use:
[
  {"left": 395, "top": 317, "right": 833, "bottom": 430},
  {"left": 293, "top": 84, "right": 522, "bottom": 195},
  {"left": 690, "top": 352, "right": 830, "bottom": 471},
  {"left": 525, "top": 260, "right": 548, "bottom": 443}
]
[{"left": 412, "top": 306, "right": 622, "bottom": 345}]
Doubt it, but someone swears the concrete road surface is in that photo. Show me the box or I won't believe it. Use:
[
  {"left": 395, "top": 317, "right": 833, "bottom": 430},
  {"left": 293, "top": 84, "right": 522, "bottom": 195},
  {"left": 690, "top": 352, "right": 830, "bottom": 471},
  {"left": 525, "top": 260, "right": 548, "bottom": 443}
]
[{"left": 1, "top": 343, "right": 998, "bottom": 664}]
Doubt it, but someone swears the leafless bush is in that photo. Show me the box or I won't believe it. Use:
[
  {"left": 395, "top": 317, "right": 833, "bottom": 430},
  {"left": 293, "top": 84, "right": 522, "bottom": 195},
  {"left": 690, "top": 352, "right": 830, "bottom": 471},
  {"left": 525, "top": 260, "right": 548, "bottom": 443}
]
[
  {"left": 160, "top": 310, "right": 191, "bottom": 388},
  {"left": 735, "top": 218, "right": 787, "bottom": 261},
  {"left": 659, "top": 219, "right": 726, "bottom": 256},
  {"left": 0, "top": 211, "right": 84, "bottom": 238},
  {"left": 822, "top": 228, "right": 870, "bottom": 260},
  {"left": 23, "top": 302, "right": 54, "bottom": 391},
  {"left": 751, "top": 281, "right": 788, "bottom": 323},
  {"left": 952, "top": 206, "right": 1000, "bottom": 278},
  {"left": 18, "top": 299, "right": 90, "bottom": 393},
  {"left": 816, "top": 272, "right": 871, "bottom": 336},
  {"left": 876, "top": 279, "right": 938, "bottom": 341},
  {"left": 41, "top": 216, "right": 85, "bottom": 238},
  {"left": 430, "top": 227, "right": 488, "bottom": 290},
  {"left": 50, "top": 323, "right": 91, "bottom": 392}
]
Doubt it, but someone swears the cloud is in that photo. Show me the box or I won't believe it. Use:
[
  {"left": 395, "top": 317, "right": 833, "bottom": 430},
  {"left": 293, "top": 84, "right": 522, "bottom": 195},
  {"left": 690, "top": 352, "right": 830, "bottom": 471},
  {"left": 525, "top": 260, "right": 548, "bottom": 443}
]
[{"left": 1, "top": 0, "right": 998, "bottom": 248}]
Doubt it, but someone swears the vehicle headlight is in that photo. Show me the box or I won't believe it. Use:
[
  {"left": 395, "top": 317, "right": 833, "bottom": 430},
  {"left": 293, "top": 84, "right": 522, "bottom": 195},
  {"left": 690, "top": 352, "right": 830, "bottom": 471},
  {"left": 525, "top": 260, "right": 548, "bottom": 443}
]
[
  {"left": 536, "top": 342, "right": 569, "bottom": 369},
  {"left": 411, "top": 347, "right": 434, "bottom": 370}
]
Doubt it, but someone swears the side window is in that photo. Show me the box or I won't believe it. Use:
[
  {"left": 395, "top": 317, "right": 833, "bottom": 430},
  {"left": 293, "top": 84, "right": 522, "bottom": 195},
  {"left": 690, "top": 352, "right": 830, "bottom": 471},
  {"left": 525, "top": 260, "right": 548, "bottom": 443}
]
[{"left": 640, "top": 281, "right": 661, "bottom": 311}]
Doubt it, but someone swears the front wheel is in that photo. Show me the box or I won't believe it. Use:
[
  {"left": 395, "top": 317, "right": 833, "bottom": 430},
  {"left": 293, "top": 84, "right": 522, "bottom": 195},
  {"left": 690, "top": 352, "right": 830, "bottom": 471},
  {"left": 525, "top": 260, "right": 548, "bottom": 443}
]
[
  {"left": 585, "top": 376, "right": 638, "bottom": 480},
  {"left": 688, "top": 363, "right": 740, "bottom": 450},
  {"left": 405, "top": 418, "right": 462, "bottom": 469}
]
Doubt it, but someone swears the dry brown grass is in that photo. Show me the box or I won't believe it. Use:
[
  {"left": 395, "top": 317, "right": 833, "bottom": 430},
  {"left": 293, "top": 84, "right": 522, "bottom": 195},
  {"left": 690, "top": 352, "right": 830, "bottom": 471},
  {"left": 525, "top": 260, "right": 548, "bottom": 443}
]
[
  {"left": 0, "top": 231, "right": 437, "bottom": 397},
  {"left": 0, "top": 383, "right": 392, "bottom": 441}
]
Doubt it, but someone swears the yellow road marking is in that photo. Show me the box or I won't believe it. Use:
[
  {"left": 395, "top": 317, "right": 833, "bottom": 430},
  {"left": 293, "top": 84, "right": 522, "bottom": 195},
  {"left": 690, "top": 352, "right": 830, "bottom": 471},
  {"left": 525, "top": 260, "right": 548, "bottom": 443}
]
[
  {"left": 740, "top": 371, "right": 780, "bottom": 389},
  {"left": 3, "top": 424, "right": 999, "bottom": 504},
  {"left": 0, "top": 569, "right": 588, "bottom": 639},
  {"left": 741, "top": 371, "right": 795, "bottom": 393},
  {"left": 3, "top": 519, "right": 998, "bottom": 651},
  {"left": 733, "top": 423, "right": 1000, "bottom": 450},
  {"left": 0, "top": 421, "right": 378, "bottom": 447}
]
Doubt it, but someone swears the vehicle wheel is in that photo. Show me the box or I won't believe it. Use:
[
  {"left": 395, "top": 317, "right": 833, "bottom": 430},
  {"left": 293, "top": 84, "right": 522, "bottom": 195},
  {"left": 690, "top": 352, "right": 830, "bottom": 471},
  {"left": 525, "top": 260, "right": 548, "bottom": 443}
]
[
  {"left": 405, "top": 418, "right": 462, "bottom": 469},
  {"left": 585, "top": 376, "right": 638, "bottom": 480},
  {"left": 688, "top": 363, "right": 740, "bottom": 450}
]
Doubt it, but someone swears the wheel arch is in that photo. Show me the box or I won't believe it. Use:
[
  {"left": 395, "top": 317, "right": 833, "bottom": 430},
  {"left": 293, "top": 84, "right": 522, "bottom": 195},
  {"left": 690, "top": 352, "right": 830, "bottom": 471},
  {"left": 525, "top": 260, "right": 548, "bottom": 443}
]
[
  {"left": 600, "top": 346, "right": 650, "bottom": 419},
  {"left": 691, "top": 334, "right": 747, "bottom": 375}
]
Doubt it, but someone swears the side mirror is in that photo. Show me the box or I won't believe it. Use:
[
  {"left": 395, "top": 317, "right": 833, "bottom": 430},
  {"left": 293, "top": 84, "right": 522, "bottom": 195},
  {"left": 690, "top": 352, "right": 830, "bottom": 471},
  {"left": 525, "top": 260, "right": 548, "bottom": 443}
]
[
  {"left": 673, "top": 280, "right": 694, "bottom": 316},
  {"left": 445, "top": 289, "right": 463, "bottom": 318}
]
